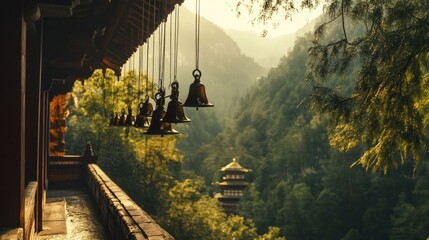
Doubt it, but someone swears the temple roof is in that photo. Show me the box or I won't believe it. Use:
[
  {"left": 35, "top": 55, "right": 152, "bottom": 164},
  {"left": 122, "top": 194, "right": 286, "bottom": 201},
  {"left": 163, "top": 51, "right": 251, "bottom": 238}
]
[
  {"left": 220, "top": 158, "right": 252, "bottom": 173},
  {"left": 214, "top": 193, "right": 242, "bottom": 200},
  {"left": 217, "top": 181, "right": 249, "bottom": 186}
]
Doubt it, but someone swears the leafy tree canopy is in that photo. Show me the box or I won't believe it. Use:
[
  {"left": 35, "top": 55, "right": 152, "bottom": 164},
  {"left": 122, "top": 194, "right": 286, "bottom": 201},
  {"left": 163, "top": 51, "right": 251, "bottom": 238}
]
[
  {"left": 163, "top": 179, "right": 285, "bottom": 240},
  {"left": 65, "top": 69, "right": 286, "bottom": 239},
  {"left": 235, "top": 0, "right": 429, "bottom": 172}
]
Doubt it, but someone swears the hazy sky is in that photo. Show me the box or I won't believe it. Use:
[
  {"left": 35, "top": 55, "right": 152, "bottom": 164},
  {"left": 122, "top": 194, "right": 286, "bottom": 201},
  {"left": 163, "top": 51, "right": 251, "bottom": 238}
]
[{"left": 182, "top": 0, "right": 323, "bottom": 37}]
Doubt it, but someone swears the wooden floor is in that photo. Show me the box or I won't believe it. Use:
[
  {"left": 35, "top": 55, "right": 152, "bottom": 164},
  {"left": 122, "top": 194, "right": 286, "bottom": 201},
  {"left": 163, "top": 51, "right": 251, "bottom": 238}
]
[{"left": 38, "top": 189, "right": 107, "bottom": 240}]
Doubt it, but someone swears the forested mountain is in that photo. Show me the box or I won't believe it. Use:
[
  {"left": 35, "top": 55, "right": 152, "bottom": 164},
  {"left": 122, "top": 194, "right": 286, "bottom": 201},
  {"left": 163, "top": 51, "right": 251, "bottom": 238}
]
[
  {"left": 123, "top": 7, "right": 266, "bottom": 154},
  {"left": 63, "top": 4, "right": 429, "bottom": 240},
  {"left": 186, "top": 17, "right": 429, "bottom": 240},
  {"left": 65, "top": 69, "right": 285, "bottom": 240},
  {"left": 176, "top": 7, "right": 265, "bottom": 114},
  {"left": 173, "top": 8, "right": 266, "bottom": 153},
  {"left": 64, "top": 7, "right": 284, "bottom": 240}
]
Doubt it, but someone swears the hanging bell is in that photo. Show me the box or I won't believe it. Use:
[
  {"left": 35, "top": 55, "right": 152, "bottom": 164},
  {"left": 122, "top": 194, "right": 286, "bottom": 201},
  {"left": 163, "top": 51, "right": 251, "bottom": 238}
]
[
  {"left": 134, "top": 114, "right": 150, "bottom": 129},
  {"left": 124, "top": 106, "right": 135, "bottom": 126},
  {"left": 112, "top": 112, "right": 119, "bottom": 126},
  {"left": 183, "top": 69, "right": 214, "bottom": 110},
  {"left": 134, "top": 98, "right": 152, "bottom": 128},
  {"left": 164, "top": 82, "right": 191, "bottom": 124},
  {"left": 117, "top": 108, "right": 126, "bottom": 126},
  {"left": 144, "top": 91, "right": 179, "bottom": 136},
  {"left": 109, "top": 112, "right": 115, "bottom": 126},
  {"left": 141, "top": 95, "right": 153, "bottom": 117}
]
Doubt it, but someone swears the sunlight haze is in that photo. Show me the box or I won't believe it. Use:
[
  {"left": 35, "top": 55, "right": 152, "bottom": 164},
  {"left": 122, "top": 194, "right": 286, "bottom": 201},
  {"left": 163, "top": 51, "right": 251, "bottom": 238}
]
[{"left": 182, "top": 0, "right": 323, "bottom": 37}]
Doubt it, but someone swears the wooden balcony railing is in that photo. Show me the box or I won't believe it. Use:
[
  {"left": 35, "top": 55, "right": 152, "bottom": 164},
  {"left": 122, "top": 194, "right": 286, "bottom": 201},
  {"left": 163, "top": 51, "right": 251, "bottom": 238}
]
[
  {"left": 48, "top": 155, "right": 84, "bottom": 188},
  {"left": 2, "top": 142, "right": 174, "bottom": 239},
  {"left": 46, "top": 143, "right": 174, "bottom": 239},
  {"left": 0, "top": 181, "right": 37, "bottom": 240},
  {"left": 87, "top": 164, "right": 174, "bottom": 240},
  {"left": 24, "top": 181, "right": 37, "bottom": 240}
]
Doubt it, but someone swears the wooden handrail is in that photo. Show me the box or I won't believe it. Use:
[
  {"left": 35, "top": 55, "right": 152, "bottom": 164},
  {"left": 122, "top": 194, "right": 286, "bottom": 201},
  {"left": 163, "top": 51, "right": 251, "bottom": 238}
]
[{"left": 24, "top": 181, "right": 37, "bottom": 240}]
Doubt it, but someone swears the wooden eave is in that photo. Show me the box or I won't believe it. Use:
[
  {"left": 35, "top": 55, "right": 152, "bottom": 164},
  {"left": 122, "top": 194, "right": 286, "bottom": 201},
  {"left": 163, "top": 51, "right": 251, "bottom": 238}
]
[{"left": 37, "top": 0, "right": 184, "bottom": 94}]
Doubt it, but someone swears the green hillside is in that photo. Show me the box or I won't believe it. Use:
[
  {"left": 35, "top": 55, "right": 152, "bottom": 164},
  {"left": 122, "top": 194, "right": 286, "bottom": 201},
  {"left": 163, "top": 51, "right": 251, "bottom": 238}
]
[
  {"left": 64, "top": 4, "right": 429, "bottom": 240},
  {"left": 187, "top": 17, "right": 429, "bottom": 240}
]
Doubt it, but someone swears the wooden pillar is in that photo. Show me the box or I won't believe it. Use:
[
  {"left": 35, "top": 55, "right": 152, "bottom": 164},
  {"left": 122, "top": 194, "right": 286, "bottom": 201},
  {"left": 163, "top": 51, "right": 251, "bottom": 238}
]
[
  {"left": 25, "top": 20, "right": 43, "bottom": 232},
  {"left": 37, "top": 21, "right": 51, "bottom": 231},
  {"left": 25, "top": 22, "right": 41, "bottom": 235},
  {"left": 0, "top": 0, "right": 26, "bottom": 227},
  {"left": 25, "top": 21, "right": 42, "bottom": 185},
  {"left": 37, "top": 90, "right": 49, "bottom": 231}
]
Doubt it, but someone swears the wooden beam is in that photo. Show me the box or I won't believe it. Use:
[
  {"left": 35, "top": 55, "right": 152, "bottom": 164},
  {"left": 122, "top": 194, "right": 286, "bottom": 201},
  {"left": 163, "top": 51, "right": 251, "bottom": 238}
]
[{"left": 100, "top": 0, "right": 131, "bottom": 58}]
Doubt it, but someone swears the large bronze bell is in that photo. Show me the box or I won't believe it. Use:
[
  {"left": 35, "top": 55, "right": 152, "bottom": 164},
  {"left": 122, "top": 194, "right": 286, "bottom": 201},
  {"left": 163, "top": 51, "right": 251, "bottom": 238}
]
[
  {"left": 183, "top": 69, "right": 214, "bottom": 109},
  {"left": 117, "top": 108, "right": 126, "bottom": 126},
  {"left": 164, "top": 82, "right": 191, "bottom": 124},
  {"left": 144, "top": 91, "right": 179, "bottom": 136},
  {"left": 134, "top": 98, "right": 152, "bottom": 128},
  {"left": 124, "top": 106, "right": 135, "bottom": 126}
]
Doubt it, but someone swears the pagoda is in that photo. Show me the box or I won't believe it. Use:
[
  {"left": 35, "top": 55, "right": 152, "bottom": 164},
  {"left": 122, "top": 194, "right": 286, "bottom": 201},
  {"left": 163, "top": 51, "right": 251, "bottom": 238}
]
[{"left": 215, "top": 158, "right": 252, "bottom": 213}]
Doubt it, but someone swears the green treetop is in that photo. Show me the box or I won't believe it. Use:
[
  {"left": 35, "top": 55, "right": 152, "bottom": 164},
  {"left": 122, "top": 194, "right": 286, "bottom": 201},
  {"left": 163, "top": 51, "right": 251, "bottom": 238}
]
[{"left": 235, "top": 0, "right": 429, "bottom": 172}]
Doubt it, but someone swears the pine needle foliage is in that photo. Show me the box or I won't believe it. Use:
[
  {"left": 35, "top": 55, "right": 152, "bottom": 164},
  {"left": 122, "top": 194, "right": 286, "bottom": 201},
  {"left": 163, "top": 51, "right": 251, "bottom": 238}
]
[{"left": 236, "top": 0, "right": 429, "bottom": 172}]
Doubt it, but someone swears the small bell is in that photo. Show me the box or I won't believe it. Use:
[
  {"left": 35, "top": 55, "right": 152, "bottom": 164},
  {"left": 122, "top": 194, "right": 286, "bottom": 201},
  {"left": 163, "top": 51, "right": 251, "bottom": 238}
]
[
  {"left": 124, "top": 106, "right": 135, "bottom": 126},
  {"left": 134, "top": 98, "right": 152, "bottom": 128},
  {"left": 164, "top": 82, "right": 191, "bottom": 124},
  {"left": 112, "top": 113, "right": 119, "bottom": 126},
  {"left": 117, "top": 108, "right": 126, "bottom": 126},
  {"left": 183, "top": 69, "right": 214, "bottom": 110},
  {"left": 144, "top": 91, "right": 179, "bottom": 136},
  {"left": 141, "top": 95, "right": 153, "bottom": 117},
  {"left": 109, "top": 112, "right": 115, "bottom": 126},
  {"left": 134, "top": 115, "right": 150, "bottom": 129}
]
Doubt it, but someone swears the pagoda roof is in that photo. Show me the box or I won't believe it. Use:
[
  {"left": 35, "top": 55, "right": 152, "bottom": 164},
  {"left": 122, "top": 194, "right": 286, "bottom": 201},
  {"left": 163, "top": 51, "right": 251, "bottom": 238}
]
[
  {"left": 214, "top": 193, "right": 242, "bottom": 200},
  {"left": 220, "top": 158, "right": 252, "bottom": 172},
  {"left": 217, "top": 181, "right": 249, "bottom": 186}
]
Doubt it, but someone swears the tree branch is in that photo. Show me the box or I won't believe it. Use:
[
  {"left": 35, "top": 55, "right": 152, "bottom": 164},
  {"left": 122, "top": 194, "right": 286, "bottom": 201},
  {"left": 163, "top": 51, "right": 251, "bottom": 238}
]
[{"left": 341, "top": 0, "right": 349, "bottom": 44}]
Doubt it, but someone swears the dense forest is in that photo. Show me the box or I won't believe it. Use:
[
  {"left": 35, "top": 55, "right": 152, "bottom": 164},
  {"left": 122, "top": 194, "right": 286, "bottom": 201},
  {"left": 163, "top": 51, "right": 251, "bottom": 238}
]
[
  {"left": 65, "top": 69, "right": 284, "bottom": 240},
  {"left": 64, "top": 3, "right": 429, "bottom": 240},
  {"left": 185, "top": 33, "right": 429, "bottom": 240},
  {"left": 64, "top": 8, "right": 281, "bottom": 240}
]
